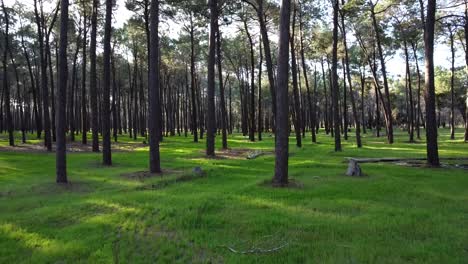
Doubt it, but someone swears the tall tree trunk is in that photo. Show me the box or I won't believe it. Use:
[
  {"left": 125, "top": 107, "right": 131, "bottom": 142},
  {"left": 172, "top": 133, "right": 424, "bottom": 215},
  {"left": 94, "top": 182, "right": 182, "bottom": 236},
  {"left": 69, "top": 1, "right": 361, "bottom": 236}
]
[
  {"left": 190, "top": 14, "right": 198, "bottom": 142},
  {"left": 370, "top": 3, "right": 393, "bottom": 144},
  {"left": 360, "top": 65, "right": 366, "bottom": 134},
  {"left": 424, "top": 0, "right": 440, "bottom": 166},
  {"left": 331, "top": 0, "right": 341, "bottom": 151},
  {"left": 411, "top": 41, "right": 423, "bottom": 139},
  {"left": 243, "top": 16, "right": 256, "bottom": 142},
  {"left": 341, "top": 5, "right": 362, "bottom": 147},
  {"left": 69, "top": 25, "right": 81, "bottom": 142},
  {"left": 216, "top": 20, "right": 228, "bottom": 149},
  {"left": 102, "top": 0, "right": 113, "bottom": 165},
  {"left": 82, "top": 11, "right": 88, "bottom": 144},
  {"left": 90, "top": 0, "right": 100, "bottom": 152},
  {"left": 34, "top": 0, "right": 52, "bottom": 151},
  {"left": 206, "top": 0, "right": 217, "bottom": 156},
  {"left": 273, "top": 0, "right": 291, "bottom": 186},
  {"left": 1, "top": 0, "right": 14, "bottom": 146},
  {"left": 258, "top": 34, "right": 263, "bottom": 141},
  {"left": 404, "top": 41, "right": 415, "bottom": 142},
  {"left": 289, "top": 4, "right": 302, "bottom": 148},
  {"left": 149, "top": 0, "right": 161, "bottom": 173},
  {"left": 20, "top": 26, "right": 42, "bottom": 139},
  {"left": 299, "top": 10, "right": 315, "bottom": 143},
  {"left": 449, "top": 26, "right": 456, "bottom": 140},
  {"left": 464, "top": 0, "right": 468, "bottom": 142},
  {"left": 321, "top": 58, "right": 329, "bottom": 134},
  {"left": 56, "top": 0, "right": 69, "bottom": 183}
]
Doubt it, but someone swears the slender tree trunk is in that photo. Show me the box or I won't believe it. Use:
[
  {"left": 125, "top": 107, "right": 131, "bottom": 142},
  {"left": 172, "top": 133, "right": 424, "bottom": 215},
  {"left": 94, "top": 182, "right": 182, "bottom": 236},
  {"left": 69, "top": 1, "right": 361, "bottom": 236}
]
[
  {"left": 82, "top": 12, "right": 88, "bottom": 144},
  {"left": 189, "top": 15, "right": 198, "bottom": 142},
  {"left": 1, "top": 0, "right": 14, "bottom": 146},
  {"left": 56, "top": 0, "right": 69, "bottom": 183},
  {"left": 449, "top": 26, "right": 456, "bottom": 140},
  {"left": 370, "top": 3, "right": 393, "bottom": 144},
  {"left": 206, "top": 0, "right": 217, "bottom": 156},
  {"left": 299, "top": 11, "right": 316, "bottom": 143},
  {"left": 34, "top": 0, "right": 52, "bottom": 151},
  {"left": 331, "top": 0, "right": 341, "bottom": 151},
  {"left": 411, "top": 41, "right": 422, "bottom": 139},
  {"left": 464, "top": 0, "right": 468, "bottom": 142},
  {"left": 216, "top": 21, "right": 228, "bottom": 149},
  {"left": 148, "top": 0, "right": 161, "bottom": 173},
  {"left": 424, "top": 0, "right": 440, "bottom": 166},
  {"left": 341, "top": 6, "right": 362, "bottom": 147},
  {"left": 102, "top": 0, "right": 113, "bottom": 165},
  {"left": 289, "top": 4, "right": 302, "bottom": 148},
  {"left": 273, "top": 0, "right": 291, "bottom": 186},
  {"left": 404, "top": 41, "right": 415, "bottom": 142},
  {"left": 258, "top": 35, "right": 263, "bottom": 141},
  {"left": 243, "top": 16, "right": 256, "bottom": 142},
  {"left": 90, "top": 0, "right": 99, "bottom": 152},
  {"left": 360, "top": 65, "right": 366, "bottom": 134}
]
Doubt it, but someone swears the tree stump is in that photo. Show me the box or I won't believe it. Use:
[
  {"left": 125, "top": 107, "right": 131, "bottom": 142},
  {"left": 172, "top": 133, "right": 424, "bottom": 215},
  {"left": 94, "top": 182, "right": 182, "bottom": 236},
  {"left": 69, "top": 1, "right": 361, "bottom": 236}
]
[{"left": 346, "top": 159, "right": 362, "bottom": 176}]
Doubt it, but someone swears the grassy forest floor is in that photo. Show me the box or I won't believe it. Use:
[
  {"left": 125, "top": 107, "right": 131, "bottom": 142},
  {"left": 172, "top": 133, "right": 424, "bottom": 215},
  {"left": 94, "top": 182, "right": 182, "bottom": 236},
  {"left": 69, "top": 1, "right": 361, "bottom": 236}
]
[{"left": 0, "top": 128, "right": 467, "bottom": 263}]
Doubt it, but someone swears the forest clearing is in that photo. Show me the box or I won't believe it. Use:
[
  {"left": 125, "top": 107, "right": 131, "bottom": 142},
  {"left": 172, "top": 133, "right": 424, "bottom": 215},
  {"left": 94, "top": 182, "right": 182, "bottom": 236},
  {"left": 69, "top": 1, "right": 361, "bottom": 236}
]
[{"left": 1, "top": 0, "right": 468, "bottom": 262}]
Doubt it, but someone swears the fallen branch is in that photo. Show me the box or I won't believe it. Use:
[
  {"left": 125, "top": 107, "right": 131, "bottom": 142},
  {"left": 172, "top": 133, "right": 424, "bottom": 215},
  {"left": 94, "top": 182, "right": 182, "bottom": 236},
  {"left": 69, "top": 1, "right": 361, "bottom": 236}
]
[{"left": 223, "top": 242, "right": 289, "bottom": 254}]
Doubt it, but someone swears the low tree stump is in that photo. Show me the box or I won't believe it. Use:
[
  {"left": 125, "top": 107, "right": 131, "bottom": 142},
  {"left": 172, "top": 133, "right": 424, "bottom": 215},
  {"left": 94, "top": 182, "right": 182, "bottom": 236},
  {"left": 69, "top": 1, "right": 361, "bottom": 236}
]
[{"left": 346, "top": 159, "right": 362, "bottom": 176}]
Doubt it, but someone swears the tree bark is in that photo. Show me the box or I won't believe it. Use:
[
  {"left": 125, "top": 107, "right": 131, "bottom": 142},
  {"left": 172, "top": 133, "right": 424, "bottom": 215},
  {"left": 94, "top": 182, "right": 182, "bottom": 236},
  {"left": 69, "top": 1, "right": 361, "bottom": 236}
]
[
  {"left": 273, "top": 0, "right": 291, "bottom": 186},
  {"left": 206, "top": 0, "right": 217, "bottom": 156},
  {"left": 102, "top": 0, "right": 113, "bottom": 165},
  {"left": 56, "top": 0, "right": 69, "bottom": 183},
  {"left": 90, "top": 0, "right": 100, "bottom": 152},
  {"left": 332, "top": 0, "right": 341, "bottom": 151},
  {"left": 289, "top": 4, "right": 302, "bottom": 148},
  {"left": 370, "top": 3, "right": 393, "bottom": 144},
  {"left": 82, "top": 11, "right": 88, "bottom": 144},
  {"left": 148, "top": 0, "right": 161, "bottom": 173},
  {"left": 34, "top": 0, "right": 52, "bottom": 151},
  {"left": 1, "top": 0, "right": 14, "bottom": 146},
  {"left": 424, "top": 0, "right": 440, "bottom": 166}
]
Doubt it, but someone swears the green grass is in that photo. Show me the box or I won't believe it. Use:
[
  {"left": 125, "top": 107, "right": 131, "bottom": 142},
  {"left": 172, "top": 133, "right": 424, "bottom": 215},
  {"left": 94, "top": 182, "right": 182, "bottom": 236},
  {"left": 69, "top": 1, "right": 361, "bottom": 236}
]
[{"left": 0, "top": 128, "right": 467, "bottom": 263}]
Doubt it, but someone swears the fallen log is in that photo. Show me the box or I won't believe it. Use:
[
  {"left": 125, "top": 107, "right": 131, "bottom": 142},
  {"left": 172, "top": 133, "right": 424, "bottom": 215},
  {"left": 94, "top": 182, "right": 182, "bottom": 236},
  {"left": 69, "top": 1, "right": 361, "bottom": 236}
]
[{"left": 344, "top": 157, "right": 468, "bottom": 176}]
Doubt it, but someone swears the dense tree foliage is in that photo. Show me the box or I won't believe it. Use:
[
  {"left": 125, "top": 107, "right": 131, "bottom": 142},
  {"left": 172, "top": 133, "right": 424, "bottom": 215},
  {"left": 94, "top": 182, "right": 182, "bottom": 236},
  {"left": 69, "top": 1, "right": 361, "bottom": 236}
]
[{"left": 0, "top": 0, "right": 466, "bottom": 181}]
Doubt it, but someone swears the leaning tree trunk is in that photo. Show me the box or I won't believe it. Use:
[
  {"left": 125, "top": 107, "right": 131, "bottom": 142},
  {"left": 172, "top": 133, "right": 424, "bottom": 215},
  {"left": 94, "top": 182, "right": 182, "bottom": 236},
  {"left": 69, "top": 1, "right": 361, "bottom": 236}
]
[
  {"left": 370, "top": 3, "right": 393, "bottom": 144},
  {"left": 340, "top": 3, "right": 362, "bottom": 147}
]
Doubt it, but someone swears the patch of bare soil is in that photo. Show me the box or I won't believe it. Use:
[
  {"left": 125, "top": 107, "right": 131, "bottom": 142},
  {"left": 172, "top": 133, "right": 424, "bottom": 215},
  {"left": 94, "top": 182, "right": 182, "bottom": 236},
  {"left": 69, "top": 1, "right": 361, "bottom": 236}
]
[
  {"left": 199, "top": 148, "right": 273, "bottom": 160},
  {"left": 121, "top": 168, "right": 183, "bottom": 181},
  {"left": 259, "top": 178, "right": 304, "bottom": 189},
  {"left": 135, "top": 171, "right": 206, "bottom": 191},
  {"left": 0, "top": 141, "right": 147, "bottom": 153},
  {"left": 31, "top": 181, "right": 94, "bottom": 195},
  {"left": 393, "top": 160, "right": 468, "bottom": 170}
]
